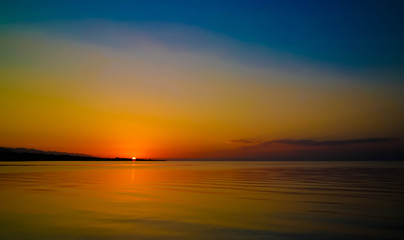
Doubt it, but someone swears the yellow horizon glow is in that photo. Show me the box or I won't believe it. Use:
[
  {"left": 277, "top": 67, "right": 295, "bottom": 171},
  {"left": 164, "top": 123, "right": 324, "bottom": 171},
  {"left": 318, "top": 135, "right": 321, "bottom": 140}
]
[{"left": 0, "top": 22, "right": 403, "bottom": 159}]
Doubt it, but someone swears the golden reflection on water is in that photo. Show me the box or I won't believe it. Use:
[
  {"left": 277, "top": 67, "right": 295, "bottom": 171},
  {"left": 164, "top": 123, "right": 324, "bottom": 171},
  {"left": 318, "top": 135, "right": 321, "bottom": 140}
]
[{"left": 0, "top": 161, "right": 404, "bottom": 240}]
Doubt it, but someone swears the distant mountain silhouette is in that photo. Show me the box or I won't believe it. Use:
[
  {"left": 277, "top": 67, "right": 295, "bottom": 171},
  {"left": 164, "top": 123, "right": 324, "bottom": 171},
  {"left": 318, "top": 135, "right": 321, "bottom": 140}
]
[
  {"left": 1, "top": 147, "right": 92, "bottom": 156},
  {"left": 0, "top": 147, "right": 164, "bottom": 161}
]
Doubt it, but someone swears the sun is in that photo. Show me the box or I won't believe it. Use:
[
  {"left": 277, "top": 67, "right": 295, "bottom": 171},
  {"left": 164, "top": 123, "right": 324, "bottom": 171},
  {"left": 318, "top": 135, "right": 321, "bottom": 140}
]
[{"left": 132, "top": 157, "right": 136, "bottom": 161}]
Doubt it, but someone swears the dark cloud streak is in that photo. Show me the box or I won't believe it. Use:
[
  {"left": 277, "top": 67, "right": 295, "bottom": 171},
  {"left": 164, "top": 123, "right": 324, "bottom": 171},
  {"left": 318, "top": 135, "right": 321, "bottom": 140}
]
[
  {"left": 232, "top": 137, "right": 403, "bottom": 161},
  {"left": 237, "top": 137, "right": 398, "bottom": 151},
  {"left": 272, "top": 138, "right": 397, "bottom": 146}
]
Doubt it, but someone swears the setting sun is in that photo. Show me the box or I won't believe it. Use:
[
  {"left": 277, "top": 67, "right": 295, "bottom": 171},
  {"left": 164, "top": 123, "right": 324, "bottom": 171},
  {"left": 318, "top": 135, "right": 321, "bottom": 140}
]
[{"left": 132, "top": 157, "right": 136, "bottom": 161}]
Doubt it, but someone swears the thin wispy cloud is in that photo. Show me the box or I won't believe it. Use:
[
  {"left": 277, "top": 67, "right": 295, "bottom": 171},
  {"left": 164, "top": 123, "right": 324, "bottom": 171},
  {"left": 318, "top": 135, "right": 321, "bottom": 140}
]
[{"left": 229, "top": 139, "right": 262, "bottom": 145}]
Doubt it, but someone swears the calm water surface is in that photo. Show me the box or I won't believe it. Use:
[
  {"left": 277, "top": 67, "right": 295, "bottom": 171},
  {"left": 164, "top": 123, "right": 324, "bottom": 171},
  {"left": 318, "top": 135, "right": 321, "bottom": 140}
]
[{"left": 0, "top": 161, "right": 403, "bottom": 240}]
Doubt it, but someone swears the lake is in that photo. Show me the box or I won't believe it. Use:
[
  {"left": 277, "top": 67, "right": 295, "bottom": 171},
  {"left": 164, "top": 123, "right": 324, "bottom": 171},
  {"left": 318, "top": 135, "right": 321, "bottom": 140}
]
[{"left": 0, "top": 161, "right": 403, "bottom": 240}]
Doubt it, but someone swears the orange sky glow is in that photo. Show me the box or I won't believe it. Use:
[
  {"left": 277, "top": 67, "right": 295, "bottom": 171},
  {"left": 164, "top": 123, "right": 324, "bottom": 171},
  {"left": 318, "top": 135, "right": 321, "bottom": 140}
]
[{"left": 0, "top": 21, "right": 403, "bottom": 159}]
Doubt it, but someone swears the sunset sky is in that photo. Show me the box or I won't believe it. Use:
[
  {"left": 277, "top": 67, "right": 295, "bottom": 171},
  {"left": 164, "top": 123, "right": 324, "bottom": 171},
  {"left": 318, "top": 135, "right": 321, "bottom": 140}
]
[{"left": 1, "top": 0, "right": 403, "bottom": 159}]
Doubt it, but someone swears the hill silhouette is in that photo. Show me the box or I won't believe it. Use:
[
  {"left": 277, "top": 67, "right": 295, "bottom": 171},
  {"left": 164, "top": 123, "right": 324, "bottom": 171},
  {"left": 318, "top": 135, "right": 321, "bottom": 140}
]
[{"left": 0, "top": 147, "right": 164, "bottom": 161}]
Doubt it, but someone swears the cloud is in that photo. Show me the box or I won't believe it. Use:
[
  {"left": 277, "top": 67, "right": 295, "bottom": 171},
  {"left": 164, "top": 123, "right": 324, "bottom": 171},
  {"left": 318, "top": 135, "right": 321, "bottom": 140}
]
[
  {"left": 237, "top": 137, "right": 398, "bottom": 152},
  {"left": 226, "top": 137, "right": 403, "bottom": 161},
  {"left": 229, "top": 139, "right": 262, "bottom": 144},
  {"left": 272, "top": 138, "right": 397, "bottom": 146}
]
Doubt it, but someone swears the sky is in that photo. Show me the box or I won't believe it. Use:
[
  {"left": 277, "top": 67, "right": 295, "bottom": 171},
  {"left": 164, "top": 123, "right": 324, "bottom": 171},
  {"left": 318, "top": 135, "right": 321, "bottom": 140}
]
[{"left": 0, "top": 0, "right": 403, "bottom": 159}]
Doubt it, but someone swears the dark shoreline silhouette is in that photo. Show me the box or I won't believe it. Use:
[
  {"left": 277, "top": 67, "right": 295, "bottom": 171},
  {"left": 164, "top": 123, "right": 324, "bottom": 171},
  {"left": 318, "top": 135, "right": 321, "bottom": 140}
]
[{"left": 0, "top": 147, "right": 165, "bottom": 161}]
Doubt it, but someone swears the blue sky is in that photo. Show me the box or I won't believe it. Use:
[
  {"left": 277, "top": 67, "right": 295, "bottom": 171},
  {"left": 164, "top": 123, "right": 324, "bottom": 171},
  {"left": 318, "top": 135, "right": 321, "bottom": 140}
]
[{"left": 1, "top": 0, "right": 404, "bottom": 70}]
